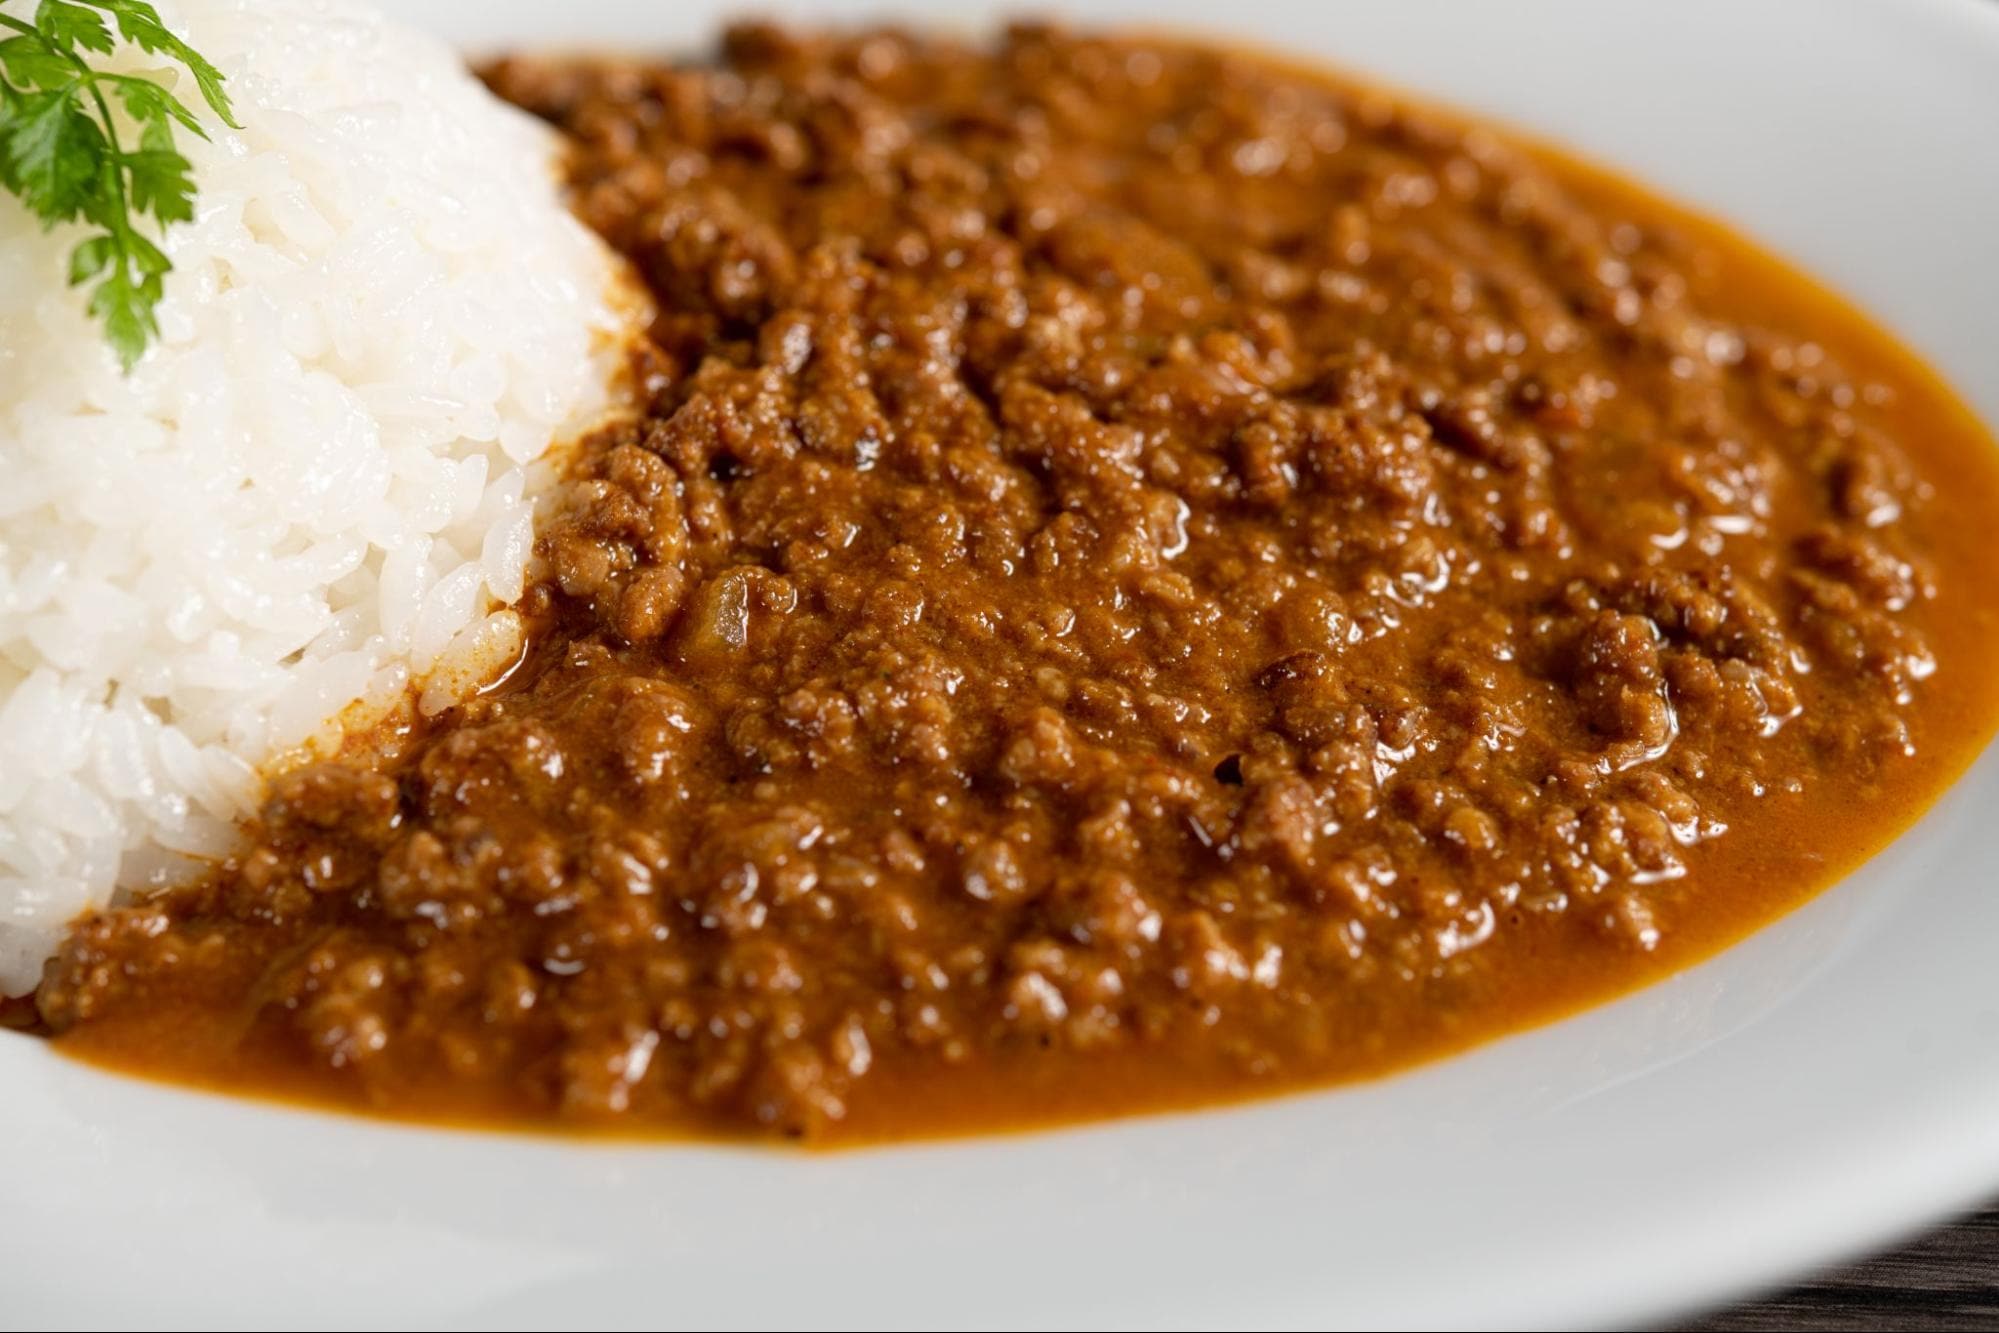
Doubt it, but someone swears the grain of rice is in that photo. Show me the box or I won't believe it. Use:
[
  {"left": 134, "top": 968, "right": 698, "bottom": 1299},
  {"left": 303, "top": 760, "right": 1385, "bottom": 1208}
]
[{"left": 0, "top": 0, "right": 647, "bottom": 993}]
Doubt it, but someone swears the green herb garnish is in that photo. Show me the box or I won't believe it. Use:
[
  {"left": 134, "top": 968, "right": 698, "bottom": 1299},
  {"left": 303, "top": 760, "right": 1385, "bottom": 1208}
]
[{"left": 0, "top": 1, "right": 237, "bottom": 370}]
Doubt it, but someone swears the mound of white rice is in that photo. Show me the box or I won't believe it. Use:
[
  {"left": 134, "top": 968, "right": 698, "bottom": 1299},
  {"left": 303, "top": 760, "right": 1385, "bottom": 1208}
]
[{"left": 0, "top": 0, "right": 645, "bottom": 993}]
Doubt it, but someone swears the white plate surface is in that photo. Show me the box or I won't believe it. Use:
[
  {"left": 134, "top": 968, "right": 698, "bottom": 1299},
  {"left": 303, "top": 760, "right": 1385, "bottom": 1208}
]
[{"left": 6, "top": 1, "right": 1999, "bottom": 1327}]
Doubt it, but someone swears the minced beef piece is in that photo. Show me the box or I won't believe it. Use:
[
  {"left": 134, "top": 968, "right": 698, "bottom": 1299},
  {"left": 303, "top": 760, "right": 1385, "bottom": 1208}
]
[{"left": 39, "top": 25, "right": 1999, "bottom": 1143}]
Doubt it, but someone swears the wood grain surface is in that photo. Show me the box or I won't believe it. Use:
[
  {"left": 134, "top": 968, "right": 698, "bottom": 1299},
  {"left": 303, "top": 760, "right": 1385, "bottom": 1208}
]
[{"left": 1686, "top": 1205, "right": 1999, "bottom": 1329}]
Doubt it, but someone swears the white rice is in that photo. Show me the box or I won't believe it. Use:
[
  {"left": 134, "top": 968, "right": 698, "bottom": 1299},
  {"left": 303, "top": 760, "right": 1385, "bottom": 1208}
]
[{"left": 0, "top": 0, "right": 645, "bottom": 993}]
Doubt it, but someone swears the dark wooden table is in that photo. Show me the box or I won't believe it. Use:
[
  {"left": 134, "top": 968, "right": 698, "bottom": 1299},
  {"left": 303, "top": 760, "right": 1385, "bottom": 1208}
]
[{"left": 1686, "top": 1204, "right": 1999, "bottom": 1329}]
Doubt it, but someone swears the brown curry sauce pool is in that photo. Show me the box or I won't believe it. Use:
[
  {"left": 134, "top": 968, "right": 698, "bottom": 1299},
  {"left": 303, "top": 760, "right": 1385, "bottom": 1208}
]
[{"left": 31, "top": 25, "right": 1999, "bottom": 1143}]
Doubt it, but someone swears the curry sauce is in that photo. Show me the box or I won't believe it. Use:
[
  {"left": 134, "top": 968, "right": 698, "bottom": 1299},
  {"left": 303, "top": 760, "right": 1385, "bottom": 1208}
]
[{"left": 39, "top": 25, "right": 1999, "bottom": 1143}]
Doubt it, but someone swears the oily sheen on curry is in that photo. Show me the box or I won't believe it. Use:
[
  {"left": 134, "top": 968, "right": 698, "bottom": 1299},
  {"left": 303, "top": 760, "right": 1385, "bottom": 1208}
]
[{"left": 39, "top": 25, "right": 1999, "bottom": 1143}]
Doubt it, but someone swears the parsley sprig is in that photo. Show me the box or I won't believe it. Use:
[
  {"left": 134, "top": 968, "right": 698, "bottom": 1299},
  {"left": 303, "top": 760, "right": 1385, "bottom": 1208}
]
[{"left": 0, "top": 1, "right": 237, "bottom": 370}]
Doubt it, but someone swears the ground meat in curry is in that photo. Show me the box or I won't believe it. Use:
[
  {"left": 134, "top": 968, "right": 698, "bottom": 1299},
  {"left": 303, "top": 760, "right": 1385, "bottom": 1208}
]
[{"left": 37, "top": 25, "right": 1999, "bottom": 1142}]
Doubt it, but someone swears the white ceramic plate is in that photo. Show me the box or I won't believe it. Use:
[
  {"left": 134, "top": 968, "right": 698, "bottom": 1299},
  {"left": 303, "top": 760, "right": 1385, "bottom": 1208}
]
[{"left": 6, "top": 0, "right": 1999, "bottom": 1327}]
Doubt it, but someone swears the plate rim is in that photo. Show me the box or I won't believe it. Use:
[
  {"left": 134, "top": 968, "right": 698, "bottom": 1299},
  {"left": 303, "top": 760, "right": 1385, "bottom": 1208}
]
[{"left": 6, "top": 1, "right": 1999, "bottom": 1328}]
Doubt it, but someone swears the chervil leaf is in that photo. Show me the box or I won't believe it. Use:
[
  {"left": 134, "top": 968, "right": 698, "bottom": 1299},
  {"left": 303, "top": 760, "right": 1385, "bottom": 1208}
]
[
  {"left": 108, "top": 69, "right": 203, "bottom": 138},
  {"left": 78, "top": 0, "right": 236, "bottom": 126},
  {"left": 35, "top": 0, "right": 110, "bottom": 55},
  {"left": 0, "top": 83, "right": 18, "bottom": 195},
  {"left": 0, "top": 32, "right": 73, "bottom": 88},
  {"left": 65, "top": 227, "right": 112, "bottom": 283},
  {"left": 122, "top": 223, "right": 167, "bottom": 276},
  {"left": 135, "top": 107, "right": 166, "bottom": 149},
  {"left": 0, "top": 0, "right": 236, "bottom": 369},
  {"left": 86, "top": 255, "right": 160, "bottom": 370},
  {"left": 122, "top": 144, "right": 189, "bottom": 223},
  {"left": 2, "top": 86, "right": 100, "bottom": 220}
]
